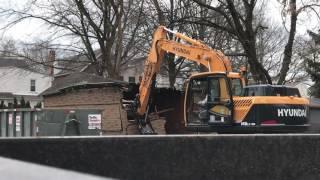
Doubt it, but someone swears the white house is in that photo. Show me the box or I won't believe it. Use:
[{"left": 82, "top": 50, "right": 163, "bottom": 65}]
[
  {"left": 0, "top": 56, "right": 53, "bottom": 107},
  {"left": 286, "top": 80, "right": 313, "bottom": 98},
  {"left": 56, "top": 52, "right": 188, "bottom": 89},
  {"left": 118, "top": 56, "right": 187, "bottom": 89},
  {"left": 119, "top": 57, "right": 145, "bottom": 83}
]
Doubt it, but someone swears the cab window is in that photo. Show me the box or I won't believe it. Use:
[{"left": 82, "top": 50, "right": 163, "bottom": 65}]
[
  {"left": 186, "top": 76, "right": 232, "bottom": 124},
  {"left": 231, "top": 78, "right": 242, "bottom": 96}
]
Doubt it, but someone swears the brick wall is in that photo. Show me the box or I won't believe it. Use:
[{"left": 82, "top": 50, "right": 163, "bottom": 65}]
[
  {"left": 43, "top": 86, "right": 132, "bottom": 135},
  {"left": 43, "top": 87, "right": 120, "bottom": 107}
]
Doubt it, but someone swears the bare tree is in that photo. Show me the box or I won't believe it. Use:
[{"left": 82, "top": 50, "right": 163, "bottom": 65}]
[
  {"left": 192, "top": 0, "right": 272, "bottom": 84},
  {"left": 151, "top": 0, "right": 186, "bottom": 87},
  {"left": 0, "top": 0, "right": 146, "bottom": 79},
  {"left": 301, "top": 32, "right": 320, "bottom": 96},
  {"left": 150, "top": 0, "right": 236, "bottom": 87},
  {"left": 277, "top": 0, "right": 320, "bottom": 84},
  {"left": 0, "top": 38, "right": 17, "bottom": 56},
  {"left": 256, "top": 22, "right": 287, "bottom": 77}
]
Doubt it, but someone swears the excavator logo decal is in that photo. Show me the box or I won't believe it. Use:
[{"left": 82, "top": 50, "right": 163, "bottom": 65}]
[
  {"left": 173, "top": 47, "right": 191, "bottom": 55},
  {"left": 277, "top": 109, "right": 307, "bottom": 117}
]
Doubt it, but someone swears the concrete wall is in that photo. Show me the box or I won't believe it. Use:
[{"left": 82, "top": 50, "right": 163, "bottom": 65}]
[
  {"left": 309, "top": 107, "right": 320, "bottom": 132},
  {"left": 0, "top": 135, "right": 320, "bottom": 180},
  {"left": 309, "top": 98, "right": 320, "bottom": 132}
]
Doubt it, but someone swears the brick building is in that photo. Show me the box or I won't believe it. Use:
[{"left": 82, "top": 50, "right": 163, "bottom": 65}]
[{"left": 41, "top": 72, "right": 129, "bottom": 135}]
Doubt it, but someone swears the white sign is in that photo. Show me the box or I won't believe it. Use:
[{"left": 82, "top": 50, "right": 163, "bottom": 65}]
[
  {"left": 8, "top": 114, "right": 13, "bottom": 125},
  {"left": 88, "top": 114, "right": 101, "bottom": 130},
  {"left": 16, "top": 115, "right": 21, "bottom": 132}
]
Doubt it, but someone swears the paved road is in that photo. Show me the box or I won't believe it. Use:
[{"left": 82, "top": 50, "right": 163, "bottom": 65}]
[{"left": 0, "top": 157, "right": 115, "bottom": 180}]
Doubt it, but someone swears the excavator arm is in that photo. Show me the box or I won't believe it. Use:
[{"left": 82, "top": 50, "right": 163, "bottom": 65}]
[{"left": 137, "top": 26, "right": 238, "bottom": 116}]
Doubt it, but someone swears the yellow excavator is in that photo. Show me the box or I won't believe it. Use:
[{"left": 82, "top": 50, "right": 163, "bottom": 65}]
[{"left": 128, "top": 26, "right": 309, "bottom": 134}]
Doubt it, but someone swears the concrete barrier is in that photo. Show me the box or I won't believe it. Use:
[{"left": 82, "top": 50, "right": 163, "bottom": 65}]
[
  {"left": 309, "top": 98, "right": 320, "bottom": 132},
  {"left": 309, "top": 107, "right": 320, "bottom": 132},
  {"left": 0, "top": 135, "right": 319, "bottom": 180}
]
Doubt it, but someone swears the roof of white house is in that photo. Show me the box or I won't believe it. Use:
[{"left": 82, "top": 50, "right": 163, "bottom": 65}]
[
  {"left": 0, "top": 56, "right": 50, "bottom": 75},
  {"left": 41, "top": 72, "right": 127, "bottom": 96}
]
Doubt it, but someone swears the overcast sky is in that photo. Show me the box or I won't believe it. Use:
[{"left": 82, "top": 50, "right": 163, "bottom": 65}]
[{"left": 0, "top": 0, "right": 318, "bottom": 43}]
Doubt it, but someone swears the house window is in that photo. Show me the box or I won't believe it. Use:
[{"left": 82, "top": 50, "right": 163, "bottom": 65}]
[
  {"left": 30, "top": 80, "right": 36, "bottom": 92},
  {"left": 128, "top": 76, "right": 135, "bottom": 83},
  {"left": 119, "top": 76, "right": 124, "bottom": 81}
]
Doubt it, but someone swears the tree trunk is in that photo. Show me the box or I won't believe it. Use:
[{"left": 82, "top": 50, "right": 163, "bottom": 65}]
[
  {"left": 198, "top": 19, "right": 208, "bottom": 72},
  {"left": 277, "top": 0, "right": 297, "bottom": 85},
  {"left": 167, "top": 54, "right": 176, "bottom": 87},
  {"left": 152, "top": 0, "right": 177, "bottom": 88},
  {"left": 152, "top": 0, "right": 166, "bottom": 25},
  {"left": 247, "top": 52, "right": 272, "bottom": 84},
  {"left": 104, "top": 44, "right": 115, "bottom": 78},
  {"left": 227, "top": 0, "right": 272, "bottom": 84},
  {"left": 114, "top": 18, "right": 124, "bottom": 78},
  {"left": 242, "top": 31, "right": 273, "bottom": 84}
]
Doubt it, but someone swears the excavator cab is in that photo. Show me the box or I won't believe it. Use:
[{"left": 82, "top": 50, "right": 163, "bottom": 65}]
[{"left": 185, "top": 72, "right": 233, "bottom": 128}]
